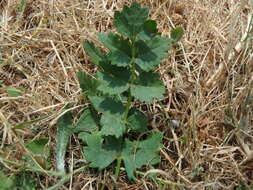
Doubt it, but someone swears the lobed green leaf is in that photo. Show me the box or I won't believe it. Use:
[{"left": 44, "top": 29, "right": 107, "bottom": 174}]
[
  {"left": 88, "top": 95, "right": 126, "bottom": 137},
  {"left": 137, "top": 20, "right": 158, "bottom": 41},
  {"left": 83, "top": 41, "right": 104, "bottom": 65},
  {"left": 121, "top": 131, "right": 163, "bottom": 180},
  {"left": 98, "top": 32, "right": 131, "bottom": 67},
  {"left": 77, "top": 72, "right": 99, "bottom": 96},
  {"left": 127, "top": 108, "right": 148, "bottom": 132},
  {"left": 100, "top": 113, "right": 126, "bottom": 138},
  {"left": 114, "top": 2, "right": 149, "bottom": 39},
  {"left": 80, "top": 131, "right": 162, "bottom": 180},
  {"left": 74, "top": 108, "right": 99, "bottom": 133},
  {"left": 96, "top": 71, "right": 129, "bottom": 95},
  {"left": 130, "top": 72, "right": 165, "bottom": 103},
  {"left": 80, "top": 133, "right": 120, "bottom": 169},
  {"left": 88, "top": 95, "right": 125, "bottom": 115},
  {"left": 135, "top": 36, "right": 172, "bottom": 71},
  {"left": 134, "top": 132, "right": 163, "bottom": 168},
  {"left": 96, "top": 62, "right": 131, "bottom": 95},
  {"left": 121, "top": 140, "right": 137, "bottom": 180}
]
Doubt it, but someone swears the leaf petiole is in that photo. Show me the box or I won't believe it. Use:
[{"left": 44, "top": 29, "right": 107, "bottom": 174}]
[{"left": 114, "top": 157, "right": 122, "bottom": 179}]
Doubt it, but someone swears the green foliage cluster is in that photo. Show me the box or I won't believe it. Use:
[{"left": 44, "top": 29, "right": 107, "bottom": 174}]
[
  {"left": 0, "top": 170, "right": 37, "bottom": 190},
  {"left": 76, "top": 2, "right": 183, "bottom": 180},
  {"left": 75, "top": 2, "right": 183, "bottom": 180}
]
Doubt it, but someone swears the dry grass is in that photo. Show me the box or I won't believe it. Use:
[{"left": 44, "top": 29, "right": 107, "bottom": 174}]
[{"left": 0, "top": 0, "right": 253, "bottom": 189}]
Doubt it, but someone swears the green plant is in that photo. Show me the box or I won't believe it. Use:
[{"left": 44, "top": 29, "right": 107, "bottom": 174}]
[
  {"left": 76, "top": 2, "right": 183, "bottom": 180},
  {"left": 236, "top": 182, "right": 253, "bottom": 190},
  {"left": 0, "top": 170, "right": 38, "bottom": 190}
]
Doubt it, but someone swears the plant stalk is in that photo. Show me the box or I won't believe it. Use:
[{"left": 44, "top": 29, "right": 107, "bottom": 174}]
[
  {"left": 123, "top": 37, "right": 136, "bottom": 120},
  {"left": 119, "top": 37, "right": 137, "bottom": 179},
  {"left": 114, "top": 157, "right": 122, "bottom": 179}
]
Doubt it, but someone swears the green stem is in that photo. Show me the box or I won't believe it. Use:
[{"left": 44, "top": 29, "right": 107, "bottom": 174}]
[
  {"left": 123, "top": 91, "right": 132, "bottom": 120},
  {"left": 46, "top": 166, "right": 87, "bottom": 190},
  {"left": 119, "top": 167, "right": 186, "bottom": 187},
  {"left": 123, "top": 37, "right": 136, "bottom": 120},
  {"left": 0, "top": 155, "right": 67, "bottom": 177},
  {"left": 114, "top": 157, "right": 122, "bottom": 179},
  {"left": 119, "top": 37, "right": 137, "bottom": 179}
]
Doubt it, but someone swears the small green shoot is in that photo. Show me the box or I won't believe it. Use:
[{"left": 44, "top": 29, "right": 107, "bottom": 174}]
[
  {"left": 12, "top": 115, "right": 49, "bottom": 130},
  {"left": 171, "top": 26, "right": 184, "bottom": 42},
  {"left": 76, "top": 2, "right": 183, "bottom": 181},
  {"left": 25, "top": 138, "right": 51, "bottom": 170},
  {"left": 7, "top": 87, "right": 24, "bottom": 97}
]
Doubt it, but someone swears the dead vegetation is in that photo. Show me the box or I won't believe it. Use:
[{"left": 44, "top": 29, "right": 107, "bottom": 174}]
[{"left": 0, "top": 0, "right": 252, "bottom": 189}]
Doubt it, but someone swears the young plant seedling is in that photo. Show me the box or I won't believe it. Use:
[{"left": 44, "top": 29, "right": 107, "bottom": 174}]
[{"left": 77, "top": 2, "right": 183, "bottom": 180}]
